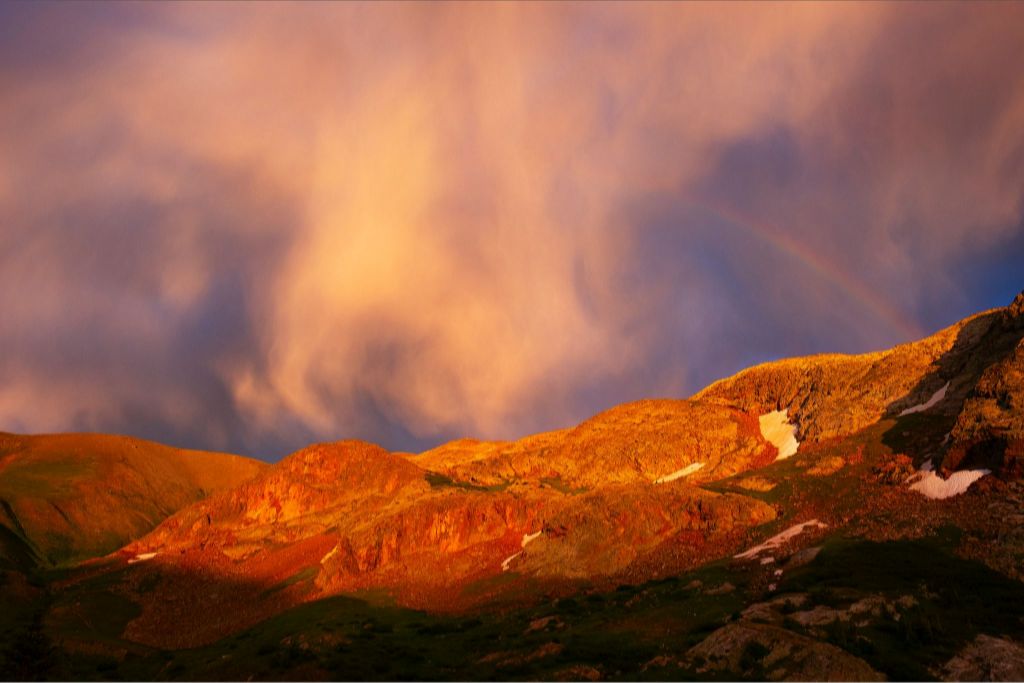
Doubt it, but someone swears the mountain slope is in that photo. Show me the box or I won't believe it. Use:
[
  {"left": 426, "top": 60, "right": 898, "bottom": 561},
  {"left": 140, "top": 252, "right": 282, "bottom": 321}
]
[
  {"left": 5, "top": 291, "right": 1024, "bottom": 680},
  {"left": 92, "top": 293, "right": 1024, "bottom": 652},
  {"left": 117, "top": 439, "right": 774, "bottom": 647},
  {"left": 0, "top": 432, "right": 267, "bottom": 566},
  {"left": 695, "top": 313, "right": 967, "bottom": 442},
  {"left": 695, "top": 294, "right": 1024, "bottom": 459},
  {"left": 413, "top": 399, "right": 777, "bottom": 488}
]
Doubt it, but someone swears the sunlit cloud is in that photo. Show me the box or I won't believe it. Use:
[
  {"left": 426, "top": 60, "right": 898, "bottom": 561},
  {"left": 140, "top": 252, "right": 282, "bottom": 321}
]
[{"left": 1, "top": 2, "right": 1022, "bottom": 457}]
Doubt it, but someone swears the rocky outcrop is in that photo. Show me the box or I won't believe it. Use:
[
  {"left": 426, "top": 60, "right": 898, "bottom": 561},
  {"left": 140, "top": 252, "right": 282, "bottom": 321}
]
[
  {"left": 947, "top": 333, "right": 1024, "bottom": 478},
  {"left": 938, "top": 634, "right": 1024, "bottom": 682},
  {"left": 104, "top": 434, "right": 782, "bottom": 652},
  {"left": 683, "top": 621, "right": 885, "bottom": 681},
  {"left": 695, "top": 292, "right": 1024, "bottom": 481},
  {"left": 414, "top": 399, "right": 776, "bottom": 489},
  {"left": 693, "top": 318, "right": 967, "bottom": 442},
  {"left": 117, "top": 437, "right": 777, "bottom": 646}
]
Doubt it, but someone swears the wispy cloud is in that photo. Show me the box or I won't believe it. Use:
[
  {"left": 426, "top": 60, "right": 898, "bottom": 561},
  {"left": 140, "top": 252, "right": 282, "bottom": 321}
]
[{"left": 1, "top": 2, "right": 1022, "bottom": 457}]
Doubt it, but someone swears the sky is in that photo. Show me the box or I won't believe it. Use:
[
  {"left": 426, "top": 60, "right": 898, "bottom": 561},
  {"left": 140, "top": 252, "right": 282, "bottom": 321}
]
[{"left": 1, "top": 2, "right": 1023, "bottom": 460}]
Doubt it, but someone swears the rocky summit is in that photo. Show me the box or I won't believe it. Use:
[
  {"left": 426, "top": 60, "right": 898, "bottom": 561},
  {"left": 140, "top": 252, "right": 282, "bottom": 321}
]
[{"left": 3, "top": 293, "right": 1024, "bottom": 681}]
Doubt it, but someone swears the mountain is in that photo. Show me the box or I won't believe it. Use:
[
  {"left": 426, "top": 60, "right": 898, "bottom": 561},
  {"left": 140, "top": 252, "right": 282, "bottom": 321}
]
[
  {"left": 0, "top": 432, "right": 267, "bottom": 567},
  {"left": 116, "top": 434, "right": 774, "bottom": 648},
  {"left": 2, "top": 292, "right": 1024, "bottom": 681}
]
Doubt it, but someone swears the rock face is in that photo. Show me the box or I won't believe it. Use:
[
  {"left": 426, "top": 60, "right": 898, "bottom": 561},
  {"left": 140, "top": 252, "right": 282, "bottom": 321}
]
[
  {"left": 414, "top": 399, "right": 777, "bottom": 488},
  {"left": 0, "top": 432, "right": 266, "bottom": 566},
  {"left": 153, "top": 440, "right": 431, "bottom": 537},
  {"left": 692, "top": 303, "right": 1022, "bottom": 445},
  {"left": 122, "top": 439, "right": 776, "bottom": 647},
  {"left": 693, "top": 319, "right": 966, "bottom": 442},
  {"left": 947, "top": 302, "right": 1024, "bottom": 478},
  {"left": 697, "top": 292, "right": 1024, "bottom": 488}
]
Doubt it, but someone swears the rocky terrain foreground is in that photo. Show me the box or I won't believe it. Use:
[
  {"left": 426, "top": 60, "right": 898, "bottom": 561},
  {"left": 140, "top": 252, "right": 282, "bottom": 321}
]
[{"left": 2, "top": 292, "right": 1024, "bottom": 681}]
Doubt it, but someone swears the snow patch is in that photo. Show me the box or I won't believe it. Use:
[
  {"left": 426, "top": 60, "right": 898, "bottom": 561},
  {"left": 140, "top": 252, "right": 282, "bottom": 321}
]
[
  {"left": 128, "top": 552, "right": 157, "bottom": 564},
  {"left": 759, "top": 410, "right": 799, "bottom": 460},
  {"left": 521, "top": 530, "right": 542, "bottom": 547},
  {"left": 735, "top": 520, "right": 827, "bottom": 560},
  {"left": 654, "top": 462, "right": 705, "bottom": 484},
  {"left": 320, "top": 544, "right": 340, "bottom": 565},
  {"left": 760, "top": 557, "right": 775, "bottom": 565},
  {"left": 502, "top": 531, "right": 543, "bottom": 572},
  {"left": 909, "top": 467, "right": 989, "bottom": 500},
  {"left": 899, "top": 382, "right": 949, "bottom": 416},
  {"left": 500, "top": 552, "right": 520, "bottom": 571}
]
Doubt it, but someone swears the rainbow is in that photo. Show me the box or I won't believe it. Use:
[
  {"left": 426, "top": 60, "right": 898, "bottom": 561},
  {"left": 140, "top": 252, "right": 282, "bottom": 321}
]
[{"left": 682, "top": 197, "right": 925, "bottom": 342}]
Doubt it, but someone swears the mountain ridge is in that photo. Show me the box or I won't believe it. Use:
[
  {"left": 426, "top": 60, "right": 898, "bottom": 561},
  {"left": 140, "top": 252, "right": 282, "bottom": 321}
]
[{"left": 2, "top": 292, "right": 1023, "bottom": 681}]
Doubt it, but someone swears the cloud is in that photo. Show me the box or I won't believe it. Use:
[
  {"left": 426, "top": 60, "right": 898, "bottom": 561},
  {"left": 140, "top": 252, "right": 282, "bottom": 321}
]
[{"left": 0, "top": 3, "right": 1022, "bottom": 458}]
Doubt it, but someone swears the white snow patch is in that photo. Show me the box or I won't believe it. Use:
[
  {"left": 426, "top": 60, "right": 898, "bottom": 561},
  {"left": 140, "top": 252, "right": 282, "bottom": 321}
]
[
  {"left": 760, "top": 557, "right": 775, "bottom": 565},
  {"left": 759, "top": 410, "right": 799, "bottom": 460},
  {"left": 909, "top": 468, "right": 989, "bottom": 499},
  {"left": 768, "top": 583, "right": 778, "bottom": 592},
  {"left": 128, "top": 552, "right": 157, "bottom": 564},
  {"left": 502, "top": 531, "right": 543, "bottom": 571},
  {"left": 501, "top": 552, "right": 521, "bottom": 571},
  {"left": 521, "top": 530, "right": 542, "bottom": 548},
  {"left": 320, "top": 544, "right": 340, "bottom": 565},
  {"left": 654, "top": 462, "right": 705, "bottom": 484},
  {"left": 899, "top": 382, "right": 949, "bottom": 416},
  {"left": 773, "top": 569, "right": 783, "bottom": 577},
  {"left": 735, "top": 520, "right": 827, "bottom": 560}
]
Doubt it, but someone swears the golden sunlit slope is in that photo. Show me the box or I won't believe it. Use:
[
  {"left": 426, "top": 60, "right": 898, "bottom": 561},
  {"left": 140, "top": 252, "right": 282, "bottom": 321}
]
[
  {"left": 410, "top": 300, "right": 1018, "bottom": 490},
  {"left": 0, "top": 432, "right": 267, "bottom": 566},
  {"left": 120, "top": 438, "right": 774, "bottom": 647},
  {"left": 413, "top": 399, "right": 777, "bottom": 489},
  {"left": 696, "top": 293, "right": 1024, "bottom": 480},
  {"left": 694, "top": 310, "right": 995, "bottom": 441},
  {"left": 35, "top": 291, "right": 1024, "bottom": 655}
]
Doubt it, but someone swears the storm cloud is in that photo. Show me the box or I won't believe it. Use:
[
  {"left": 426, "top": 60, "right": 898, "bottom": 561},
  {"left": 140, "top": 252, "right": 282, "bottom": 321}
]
[{"left": 1, "top": 2, "right": 1022, "bottom": 459}]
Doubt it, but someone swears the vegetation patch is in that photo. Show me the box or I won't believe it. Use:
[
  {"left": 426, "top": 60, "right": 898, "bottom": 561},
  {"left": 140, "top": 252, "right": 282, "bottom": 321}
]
[
  {"left": 424, "top": 472, "right": 510, "bottom": 492},
  {"left": 539, "top": 477, "right": 589, "bottom": 495},
  {"left": 777, "top": 532, "right": 1024, "bottom": 681}
]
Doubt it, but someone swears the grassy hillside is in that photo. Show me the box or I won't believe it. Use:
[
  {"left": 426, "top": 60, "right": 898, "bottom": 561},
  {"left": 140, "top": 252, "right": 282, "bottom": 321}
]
[{"left": 0, "top": 432, "right": 267, "bottom": 566}]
